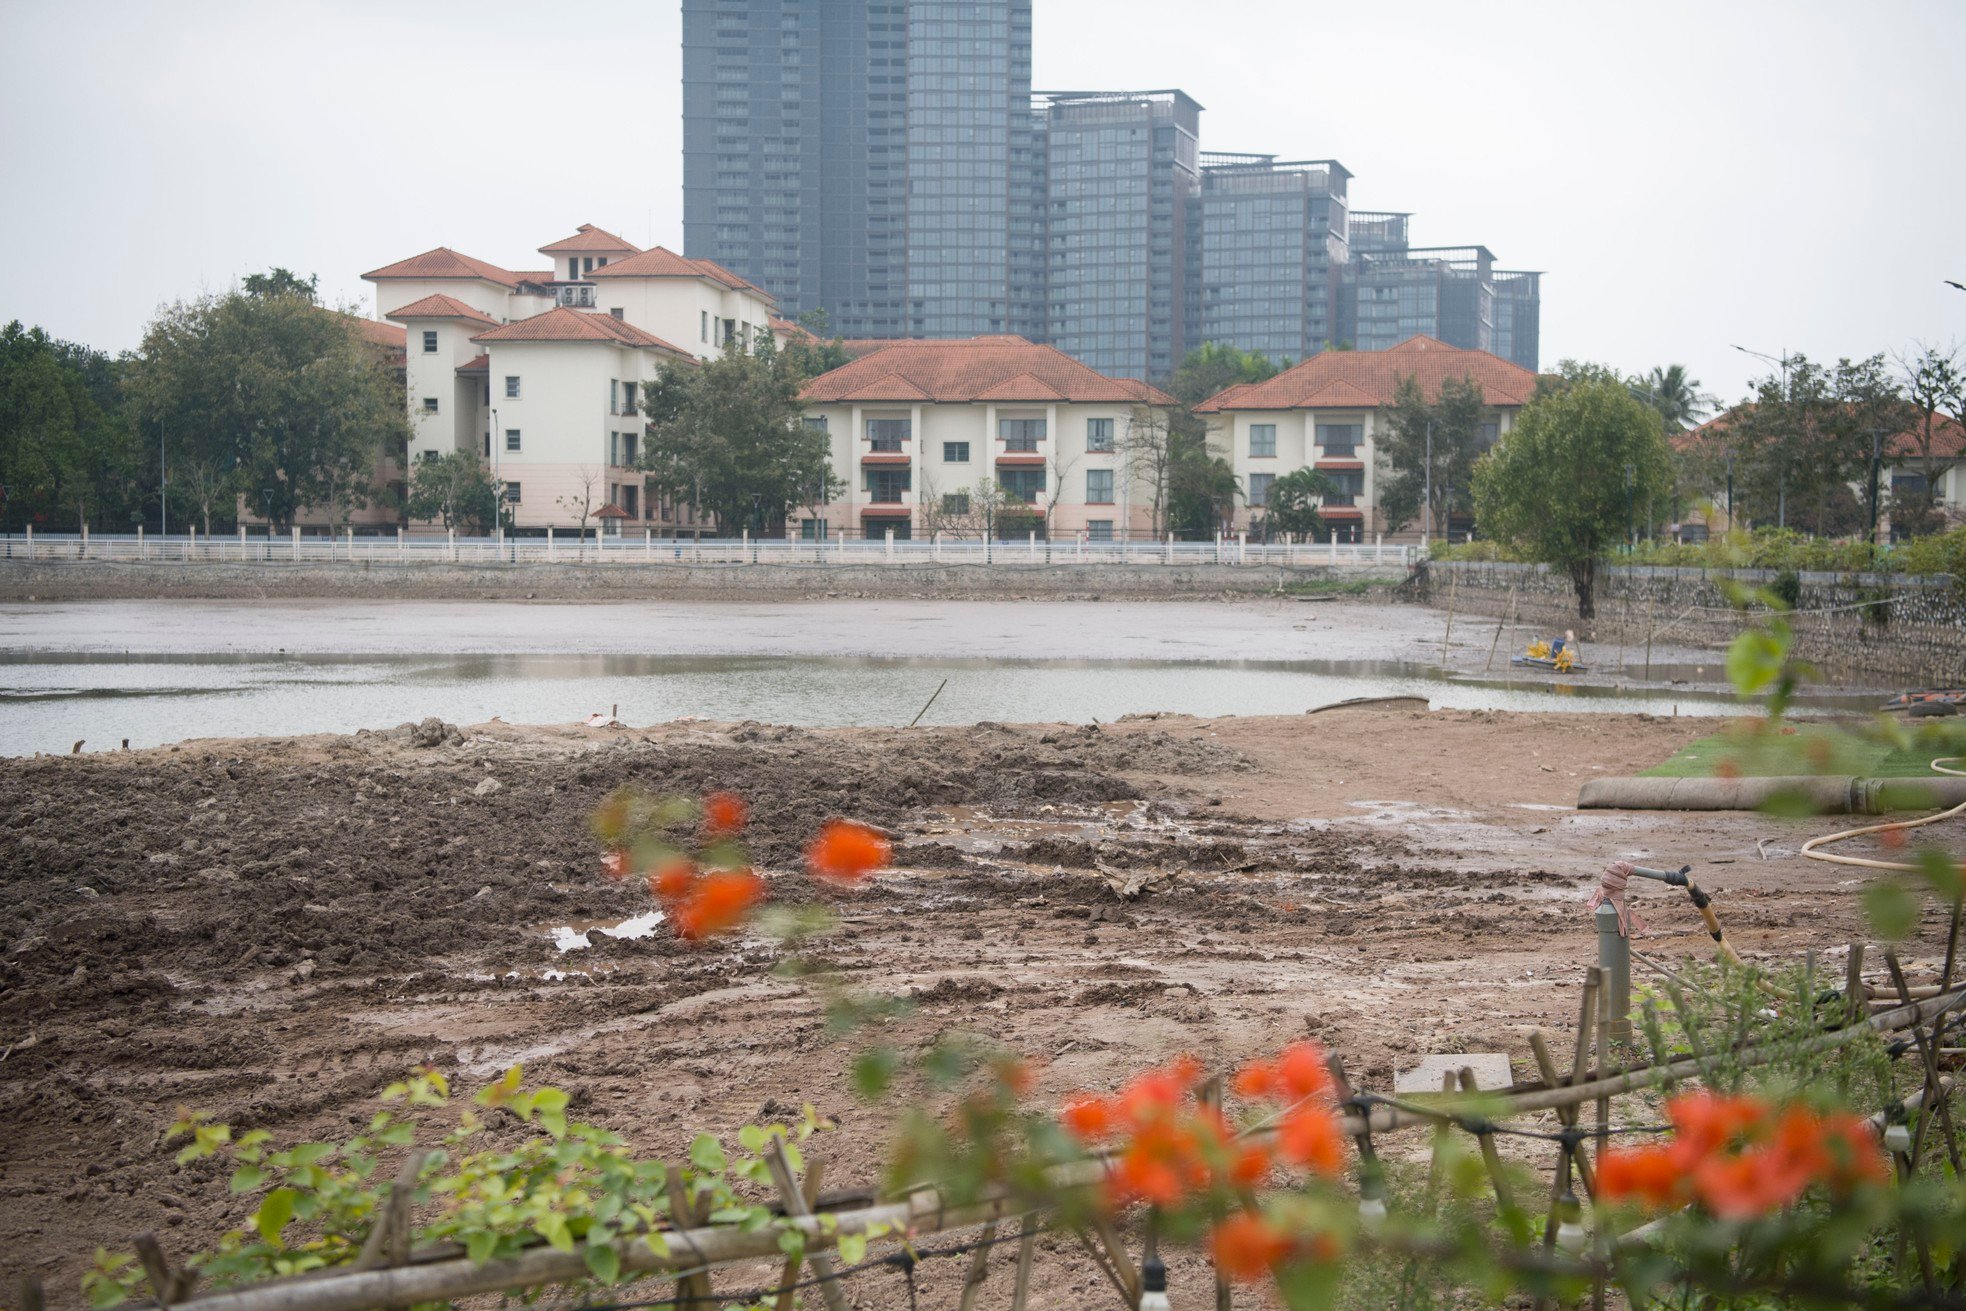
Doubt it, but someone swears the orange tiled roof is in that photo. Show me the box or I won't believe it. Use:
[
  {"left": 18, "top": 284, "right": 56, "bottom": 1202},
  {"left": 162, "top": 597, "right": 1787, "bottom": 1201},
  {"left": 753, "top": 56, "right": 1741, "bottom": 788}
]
[
  {"left": 800, "top": 336, "right": 1171, "bottom": 406},
  {"left": 471, "top": 307, "right": 691, "bottom": 356},
  {"left": 538, "top": 224, "right": 640, "bottom": 255},
  {"left": 1195, "top": 336, "right": 1538, "bottom": 412},
  {"left": 512, "top": 270, "right": 556, "bottom": 285},
  {"left": 771, "top": 316, "right": 817, "bottom": 342},
  {"left": 587, "top": 246, "right": 775, "bottom": 302},
  {"left": 362, "top": 246, "right": 521, "bottom": 289},
  {"left": 456, "top": 354, "right": 490, "bottom": 374},
  {"left": 343, "top": 315, "right": 405, "bottom": 351},
  {"left": 1680, "top": 407, "right": 1965, "bottom": 460},
  {"left": 385, "top": 293, "right": 500, "bottom": 326}
]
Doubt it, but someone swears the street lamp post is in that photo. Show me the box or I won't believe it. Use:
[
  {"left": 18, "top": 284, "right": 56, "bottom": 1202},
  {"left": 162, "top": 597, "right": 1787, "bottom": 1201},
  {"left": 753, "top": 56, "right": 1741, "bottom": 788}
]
[
  {"left": 1423, "top": 420, "right": 1434, "bottom": 544},
  {"left": 1733, "top": 344, "right": 1795, "bottom": 529},
  {"left": 1725, "top": 451, "right": 1735, "bottom": 536}
]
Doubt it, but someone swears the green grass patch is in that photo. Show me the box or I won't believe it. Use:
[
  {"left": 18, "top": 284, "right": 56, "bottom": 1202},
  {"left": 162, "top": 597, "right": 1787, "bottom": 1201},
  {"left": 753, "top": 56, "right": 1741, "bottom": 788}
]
[
  {"left": 1279, "top": 578, "right": 1377, "bottom": 597},
  {"left": 1642, "top": 721, "right": 1966, "bottom": 778}
]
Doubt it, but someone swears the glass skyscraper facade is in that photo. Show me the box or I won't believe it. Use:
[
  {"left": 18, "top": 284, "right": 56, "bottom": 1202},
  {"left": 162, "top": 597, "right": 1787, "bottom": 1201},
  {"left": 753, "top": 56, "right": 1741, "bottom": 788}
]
[
  {"left": 1195, "top": 155, "right": 1349, "bottom": 364},
  {"left": 1038, "top": 91, "right": 1199, "bottom": 379},
  {"left": 681, "top": 1, "right": 1540, "bottom": 375}
]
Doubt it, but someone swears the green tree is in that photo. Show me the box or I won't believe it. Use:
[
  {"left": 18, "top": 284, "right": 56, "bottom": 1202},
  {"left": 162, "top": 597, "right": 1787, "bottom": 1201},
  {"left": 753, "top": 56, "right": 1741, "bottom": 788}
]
[
  {"left": 1472, "top": 373, "right": 1673, "bottom": 618},
  {"left": 639, "top": 334, "right": 842, "bottom": 535},
  {"left": 406, "top": 451, "right": 503, "bottom": 532},
  {"left": 0, "top": 321, "right": 133, "bottom": 532},
  {"left": 241, "top": 268, "right": 319, "bottom": 302},
  {"left": 784, "top": 310, "right": 853, "bottom": 376},
  {"left": 1629, "top": 363, "right": 1711, "bottom": 431},
  {"left": 1892, "top": 344, "right": 1962, "bottom": 537},
  {"left": 1257, "top": 467, "right": 1338, "bottom": 539},
  {"left": 1376, "top": 373, "right": 1487, "bottom": 536},
  {"left": 1166, "top": 425, "right": 1240, "bottom": 538},
  {"left": 1164, "top": 343, "right": 1282, "bottom": 408},
  {"left": 131, "top": 282, "right": 408, "bottom": 532}
]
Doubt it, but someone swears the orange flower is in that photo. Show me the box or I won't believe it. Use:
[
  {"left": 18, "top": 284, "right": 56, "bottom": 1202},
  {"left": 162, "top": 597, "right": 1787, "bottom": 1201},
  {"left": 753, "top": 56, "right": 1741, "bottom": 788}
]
[
  {"left": 1879, "top": 825, "right": 1907, "bottom": 850},
  {"left": 648, "top": 856, "right": 699, "bottom": 904},
  {"left": 600, "top": 849, "right": 630, "bottom": 882},
  {"left": 1232, "top": 1059, "right": 1279, "bottom": 1100},
  {"left": 1211, "top": 1212, "right": 1293, "bottom": 1282},
  {"left": 1115, "top": 1067, "right": 1191, "bottom": 1128},
  {"left": 1596, "top": 1144, "right": 1684, "bottom": 1208},
  {"left": 1228, "top": 1143, "right": 1273, "bottom": 1188},
  {"left": 806, "top": 820, "right": 891, "bottom": 885},
  {"left": 993, "top": 1057, "right": 1034, "bottom": 1099},
  {"left": 1816, "top": 1112, "right": 1889, "bottom": 1190},
  {"left": 1111, "top": 1148, "right": 1186, "bottom": 1207},
  {"left": 672, "top": 869, "right": 763, "bottom": 940},
  {"left": 1274, "top": 1042, "right": 1333, "bottom": 1100},
  {"left": 1276, "top": 1104, "right": 1345, "bottom": 1176},
  {"left": 1667, "top": 1091, "right": 1768, "bottom": 1158},
  {"left": 703, "top": 792, "right": 747, "bottom": 835},
  {"left": 1061, "top": 1096, "right": 1117, "bottom": 1141},
  {"left": 1692, "top": 1151, "right": 1799, "bottom": 1220}
]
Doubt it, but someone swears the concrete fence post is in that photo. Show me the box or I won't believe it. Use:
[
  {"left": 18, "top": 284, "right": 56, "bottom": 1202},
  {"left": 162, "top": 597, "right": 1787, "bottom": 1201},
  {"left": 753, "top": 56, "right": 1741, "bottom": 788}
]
[
  {"left": 644, "top": 528, "right": 651, "bottom": 560},
  {"left": 1375, "top": 533, "right": 1383, "bottom": 564},
  {"left": 1329, "top": 534, "right": 1338, "bottom": 565},
  {"left": 81, "top": 522, "right": 89, "bottom": 559},
  {"left": 1238, "top": 531, "right": 1247, "bottom": 565},
  {"left": 138, "top": 525, "right": 145, "bottom": 560},
  {"left": 742, "top": 527, "right": 750, "bottom": 564},
  {"left": 397, "top": 527, "right": 404, "bottom": 562},
  {"left": 1164, "top": 532, "right": 1173, "bottom": 566},
  {"left": 292, "top": 525, "right": 300, "bottom": 559},
  {"left": 22, "top": 523, "right": 30, "bottom": 560},
  {"left": 547, "top": 526, "right": 555, "bottom": 563},
  {"left": 1027, "top": 530, "right": 1036, "bottom": 561},
  {"left": 448, "top": 528, "right": 457, "bottom": 563},
  {"left": 1596, "top": 900, "right": 1632, "bottom": 1043},
  {"left": 347, "top": 526, "right": 354, "bottom": 559},
  {"left": 238, "top": 525, "right": 246, "bottom": 561},
  {"left": 934, "top": 531, "right": 943, "bottom": 564}
]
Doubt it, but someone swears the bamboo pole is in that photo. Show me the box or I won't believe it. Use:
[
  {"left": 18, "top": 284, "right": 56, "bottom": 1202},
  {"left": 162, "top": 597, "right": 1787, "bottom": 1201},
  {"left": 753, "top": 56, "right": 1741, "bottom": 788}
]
[
  {"left": 150, "top": 988, "right": 1966, "bottom": 1311},
  {"left": 764, "top": 1142, "right": 847, "bottom": 1311}
]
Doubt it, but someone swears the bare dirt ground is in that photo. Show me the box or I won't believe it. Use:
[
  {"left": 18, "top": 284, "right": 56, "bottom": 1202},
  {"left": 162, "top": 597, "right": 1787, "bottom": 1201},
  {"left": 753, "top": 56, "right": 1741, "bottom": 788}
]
[{"left": 2, "top": 708, "right": 1958, "bottom": 1308}]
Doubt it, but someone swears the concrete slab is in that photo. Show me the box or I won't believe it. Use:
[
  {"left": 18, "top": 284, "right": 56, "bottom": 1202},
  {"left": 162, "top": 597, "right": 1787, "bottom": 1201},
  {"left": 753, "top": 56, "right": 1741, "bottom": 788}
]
[{"left": 1394, "top": 1053, "right": 1514, "bottom": 1094}]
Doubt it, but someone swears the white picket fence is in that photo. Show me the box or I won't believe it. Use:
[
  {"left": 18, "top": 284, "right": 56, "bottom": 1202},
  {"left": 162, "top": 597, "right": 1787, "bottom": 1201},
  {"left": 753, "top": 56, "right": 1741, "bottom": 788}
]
[{"left": 0, "top": 527, "right": 1419, "bottom": 569}]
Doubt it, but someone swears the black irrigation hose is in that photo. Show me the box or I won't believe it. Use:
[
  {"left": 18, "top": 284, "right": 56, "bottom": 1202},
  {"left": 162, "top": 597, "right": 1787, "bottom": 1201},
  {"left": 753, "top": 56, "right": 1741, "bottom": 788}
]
[{"left": 545, "top": 1221, "right": 1038, "bottom": 1311}]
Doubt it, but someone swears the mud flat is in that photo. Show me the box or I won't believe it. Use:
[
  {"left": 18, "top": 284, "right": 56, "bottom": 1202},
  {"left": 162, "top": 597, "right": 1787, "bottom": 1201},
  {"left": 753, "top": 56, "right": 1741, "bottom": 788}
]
[{"left": 2, "top": 709, "right": 1951, "bottom": 1305}]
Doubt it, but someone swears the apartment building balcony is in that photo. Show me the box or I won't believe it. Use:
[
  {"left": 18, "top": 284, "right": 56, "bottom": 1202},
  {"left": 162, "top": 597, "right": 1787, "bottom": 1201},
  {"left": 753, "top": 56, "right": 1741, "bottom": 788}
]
[{"left": 861, "top": 451, "right": 912, "bottom": 466}]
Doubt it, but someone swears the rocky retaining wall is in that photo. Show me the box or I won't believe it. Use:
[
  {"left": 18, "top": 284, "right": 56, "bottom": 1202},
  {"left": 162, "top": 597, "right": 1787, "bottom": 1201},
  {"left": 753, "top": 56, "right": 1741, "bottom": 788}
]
[
  {"left": 1418, "top": 561, "right": 1965, "bottom": 686},
  {"left": 0, "top": 559, "right": 1410, "bottom": 603}
]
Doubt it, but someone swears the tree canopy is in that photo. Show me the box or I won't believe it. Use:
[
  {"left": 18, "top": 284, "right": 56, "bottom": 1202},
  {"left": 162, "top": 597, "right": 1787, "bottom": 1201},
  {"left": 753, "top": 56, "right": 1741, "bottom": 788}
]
[
  {"left": 1163, "top": 343, "right": 1283, "bottom": 408},
  {"left": 0, "top": 321, "right": 135, "bottom": 531},
  {"left": 130, "top": 281, "right": 408, "bottom": 532},
  {"left": 1629, "top": 364, "right": 1712, "bottom": 432},
  {"left": 1375, "top": 373, "right": 1488, "bottom": 536},
  {"left": 639, "top": 334, "right": 841, "bottom": 535},
  {"left": 407, "top": 451, "right": 503, "bottom": 533},
  {"left": 1471, "top": 373, "right": 1674, "bottom": 618},
  {"left": 1257, "top": 467, "right": 1338, "bottom": 539}
]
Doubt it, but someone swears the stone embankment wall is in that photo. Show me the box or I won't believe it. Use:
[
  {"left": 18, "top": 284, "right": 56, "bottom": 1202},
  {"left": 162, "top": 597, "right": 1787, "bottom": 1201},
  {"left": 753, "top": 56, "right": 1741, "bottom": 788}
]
[
  {"left": 0, "top": 559, "right": 1411, "bottom": 603},
  {"left": 1417, "top": 561, "right": 1965, "bottom": 687}
]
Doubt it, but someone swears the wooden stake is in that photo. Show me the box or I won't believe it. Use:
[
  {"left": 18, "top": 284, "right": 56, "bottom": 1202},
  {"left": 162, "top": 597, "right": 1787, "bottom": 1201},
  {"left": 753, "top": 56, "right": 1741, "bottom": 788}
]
[
  {"left": 1886, "top": 953, "right": 1963, "bottom": 1175},
  {"left": 1085, "top": 1209, "right": 1142, "bottom": 1307},
  {"left": 17, "top": 1277, "right": 44, "bottom": 1311},
  {"left": 666, "top": 1174, "right": 714, "bottom": 1311},
  {"left": 956, "top": 1218, "right": 998, "bottom": 1311},
  {"left": 1010, "top": 1216, "right": 1038, "bottom": 1311},
  {"left": 1527, "top": 1032, "right": 1597, "bottom": 1200},
  {"left": 773, "top": 1160, "right": 826, "bottom": 1311},
  {"left": 353, "top": 1151, "right": 430, "bottom": 1272},
  {"left": 1423, "top": 1070, "right": 1456, "bottom": 1213},
  {"left": 1456, "top": 1067, "right": 1523, "bottom": 1236},
  {"left": 1844, "top": 942, "right": 1867, "bottom": 1028},
  {"left": 1073, "top": 1225, "right": 1133, "bottom": 1307},
  {"left": 133, "top": 1234, "right": 192, "bottom": 1308},
  {"left": 764, "top": 1142, "right": 849, "bottom": 1311}
]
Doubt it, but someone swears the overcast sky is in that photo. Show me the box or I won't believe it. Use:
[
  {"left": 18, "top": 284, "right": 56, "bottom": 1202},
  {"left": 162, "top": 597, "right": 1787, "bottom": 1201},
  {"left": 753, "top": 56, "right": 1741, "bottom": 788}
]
[{"left": 3, "top": 0, "right": 1961, "bottom": 403}]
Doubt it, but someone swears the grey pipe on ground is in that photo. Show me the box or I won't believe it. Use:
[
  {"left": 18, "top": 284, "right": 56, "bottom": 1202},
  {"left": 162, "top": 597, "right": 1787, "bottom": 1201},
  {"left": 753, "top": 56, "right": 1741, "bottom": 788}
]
[{"left": 1578, "top": 775, "right": 1966, "bottom": 813}]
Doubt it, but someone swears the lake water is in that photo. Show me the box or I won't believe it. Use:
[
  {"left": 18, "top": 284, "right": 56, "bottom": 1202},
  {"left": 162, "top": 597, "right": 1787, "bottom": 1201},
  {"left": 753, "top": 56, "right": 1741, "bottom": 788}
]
[{"left": 0, "top": 599, "right": 1862, "bottom": 755}]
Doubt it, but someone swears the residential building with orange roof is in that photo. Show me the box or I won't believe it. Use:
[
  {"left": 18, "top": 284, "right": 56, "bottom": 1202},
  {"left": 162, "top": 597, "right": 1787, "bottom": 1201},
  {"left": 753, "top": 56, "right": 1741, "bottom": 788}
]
[
  {"left": 357, "top": 223, "right": 783, "bottom": 535},
  {"left": 794, "top": 336, "right": 1177, "bottom": 542},
  {"left": 1194, "top": 335, "right": 1540, "bottom": 542}
]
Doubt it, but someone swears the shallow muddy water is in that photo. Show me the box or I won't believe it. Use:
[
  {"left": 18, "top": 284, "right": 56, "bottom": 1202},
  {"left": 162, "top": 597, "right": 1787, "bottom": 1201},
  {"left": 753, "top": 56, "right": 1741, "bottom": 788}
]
[{"left": 0, "top": 598, "right": 1875, "bottom": 754}]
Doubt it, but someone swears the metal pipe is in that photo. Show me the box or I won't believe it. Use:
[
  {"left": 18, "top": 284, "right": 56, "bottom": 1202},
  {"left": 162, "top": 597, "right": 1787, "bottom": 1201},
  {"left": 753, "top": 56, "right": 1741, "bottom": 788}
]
[{"left": 1578, "top": 776, "right": 1966, "bottom": 814}]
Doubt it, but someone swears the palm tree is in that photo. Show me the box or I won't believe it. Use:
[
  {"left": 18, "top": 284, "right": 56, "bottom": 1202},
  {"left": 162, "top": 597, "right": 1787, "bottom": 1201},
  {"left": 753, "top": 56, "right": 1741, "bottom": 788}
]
[{"left": 1630, "top": 364, "right": 1712, "bottom": 432}]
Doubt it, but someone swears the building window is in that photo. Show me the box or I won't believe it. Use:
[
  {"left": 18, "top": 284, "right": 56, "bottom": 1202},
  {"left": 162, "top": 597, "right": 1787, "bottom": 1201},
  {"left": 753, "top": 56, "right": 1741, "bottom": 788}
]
[
  {"left": 1249, "top": 472, "right": 1275, "bottom": 508},
  {"left": 621, "top": 382, "right": 637, "bottom": 416},
  {"left": 701, "top": 311, "right": 709, "bottom": 342},
  {"left": 1249, "top": 424, "right": 1277, "bottom": 458},
  {"left": 942, "top": 492, "right": 970, "bottom": 516},
  {"left": 943, "top": 441, "right": 970, "bottom": 463},
  {"left": 609, "top": 308, "right": 624, "bottom": 320},
  {"left": 610, "top": 380, "right": 620, "bottom": 414},
  {"left": 1479, "top": 422, "right": 1500, "bottom": 447},
  {"left": 619, "top": 485, "right": 638, "bottom": 518},
  {"left": 866, "top": 417, "right": 910, "bottom": 451},
  {"left": 503, "top": 482, "right": 522, "bottom": 502},
  {"left": 1086, "top": 469, "right": 1114, "bottom": 504},
  {"left": 803, "top": 416, "right": 829, "bottom": 433},
  {"left": 1087, "top": 520, "right": 1114, "bottom": 541},
  {"left": 1316, "top": 423, "right": 1361, "bottom": 457},
  {"left": 865, "top": 468, "right": 911, "bottom": 502},
  {"left": 505, "top": 429, "right": 521, "bottom": 452},
  {"left": 422, "top": 331, "right": 438, "bottom": 354},
  {"left": 505, "top": 375, "right": 520, "bottom": 399},
  {"left": 999, "top": 417, "right": 1046, "bottom": 452},
  {"left": 1324, "top": 470, "right": 1365, "bottom": 506},
  {"left": 421, "top": 397, "right": 439, "bottom": 414},
  {"left": 1087, "top": 417, "right": 1115, "bottom": 452},
  {"left": 999, "top": 468, "right": 1045, "bottom": 503},
  {"left": 800, "top": 518, "right": 830, "bottom": 541}
]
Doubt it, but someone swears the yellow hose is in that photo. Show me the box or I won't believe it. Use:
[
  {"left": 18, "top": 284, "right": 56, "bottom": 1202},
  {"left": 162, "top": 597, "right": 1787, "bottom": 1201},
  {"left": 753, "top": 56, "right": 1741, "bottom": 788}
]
[{"left": 1799, "top": 757, "right": 1966, "bottom": 872}]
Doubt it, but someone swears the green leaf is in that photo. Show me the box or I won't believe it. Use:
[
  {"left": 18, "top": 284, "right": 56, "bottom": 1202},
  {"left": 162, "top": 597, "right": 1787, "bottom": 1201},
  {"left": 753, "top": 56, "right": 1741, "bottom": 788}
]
[
  {"left": 228, "top": 1164, "right": 265, "bottom": 1194},
  {"left": 583, "top": 1241, "right": 621, "bottom": 1285},
  {"left": 689, "top": 1134, "right": 726, "bottom": 1172},
  {"left": 851, "top": 1048, "right": 897, "bottom": 1100},
  {"left": 255, "top": 1187, "right": 297, "bottom": 1247},
  {"left": 1863, "top": 879, "right": 1919, "bottom": 940},
  {"left": 466, "top": 1230, "right": 498, "bottom": 1265},
  {"left": 737, "top": 1124, "right": 767, "bottom": 1153},
  {"left": 1915, "top": 847, "right": 1963, "bottom": 899},
  {"left": 837, "top": 1231, "right": 868, "bottom": 1266},
  {"left": 532, "top": 1087, "right": 571, "bottom": 1138},
  {"left": 777, "top": 1229, "right": 807, "bottom": 1260}
]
